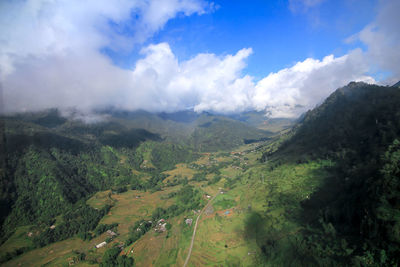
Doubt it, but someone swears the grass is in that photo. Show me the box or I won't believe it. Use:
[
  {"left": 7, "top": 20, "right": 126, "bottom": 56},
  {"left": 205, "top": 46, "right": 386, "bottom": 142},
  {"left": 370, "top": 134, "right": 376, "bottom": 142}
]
[
  {"left": 180, "top": 154, "right": 330, "bottom": 266},
  {"left": 0, "top": 226, "right": 34, "bottom": 258},
  {"left": 1, "top": 138, "right": 332, "bottom": 266},
  {"left": 100, "top": 188, "right": 176, "bottom": 238},
  {"left": 131, "top": 214, "right": 193, "bottom": 266},
  {"left": 213, "top": 195, "right": 237, "bottom": 210},
  {"left": 162, "top": 163, "right": 196, "bottom": 183},
  {"left": 190, "top": 192, "right": 253, "bottom": 266},
  {"left": 2, "top": 237, "right": 94, "bottom": 267},
  {"left": 86, "top": 190, "right": 115, "bottom": 209}
]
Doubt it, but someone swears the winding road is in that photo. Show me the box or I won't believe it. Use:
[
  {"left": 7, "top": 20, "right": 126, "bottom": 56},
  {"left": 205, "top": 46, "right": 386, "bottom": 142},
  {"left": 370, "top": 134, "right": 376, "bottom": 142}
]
[{"left": 183, "top": 192, "right": 219, "bottom": 267}]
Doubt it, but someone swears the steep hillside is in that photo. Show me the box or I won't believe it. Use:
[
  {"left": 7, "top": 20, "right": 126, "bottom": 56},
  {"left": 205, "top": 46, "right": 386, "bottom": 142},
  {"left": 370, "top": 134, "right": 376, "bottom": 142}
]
[
  {"left": 263, "top": 81, "right": 400, "bottom": 265},
  {"left": 0, "top": 114, "right": 194, "bottom": 247},
  {"left": 191, "top": 115, "right": 272, "bottom": 151},
  {"left": 281, "top": 82, "right": 400, "bottom": 158},
  {"left": 393, "top": 80, "right": 400, "bottom": 88},
  {"left": 0, "top": 109, "right": 269, "bottom": 250},
  {"left": 229, "top": 111, "right": 295, "bottom": 132}
]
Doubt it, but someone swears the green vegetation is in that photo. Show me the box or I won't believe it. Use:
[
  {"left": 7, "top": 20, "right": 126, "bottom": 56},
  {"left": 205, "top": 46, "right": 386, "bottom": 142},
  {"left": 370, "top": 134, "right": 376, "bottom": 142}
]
[
  {"left": 151, "top": 142, "right": 197, "bottom": 171},
  {"left": 256, "top": 82, "right": 400, "bottom": 265},
  {"left": 191, "top": 116, "right": 271, "bottom": 151},
  {"left": 101, "top": 246, "right": 134, "bottom": 267},
  {"left": 213, "top": 195, "right": 236, "bottom": 210},
  {"left": 33, "top": 204, "right": 111, "bottom": 247},
  {"left": 94, "top": 223, "right": 119, "bottom": 237},
  {"left": 1, "top": 82, "right": 400, "bottom": 266}
]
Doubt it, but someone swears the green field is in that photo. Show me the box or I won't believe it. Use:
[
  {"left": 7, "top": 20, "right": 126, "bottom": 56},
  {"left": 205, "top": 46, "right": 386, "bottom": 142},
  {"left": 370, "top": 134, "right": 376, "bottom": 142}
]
[{"left": 0, "top": 138, "right": 335, "bottom": 267}]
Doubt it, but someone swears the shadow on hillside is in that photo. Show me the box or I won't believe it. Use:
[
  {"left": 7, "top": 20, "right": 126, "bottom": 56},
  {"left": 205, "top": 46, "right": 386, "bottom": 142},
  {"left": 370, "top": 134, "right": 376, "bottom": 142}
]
[
  {"left": 99, "top": 128, "right": 161, "bottom": 148},
  {"left": 5, "top": 132, "right": 89, "bottom": 155}
]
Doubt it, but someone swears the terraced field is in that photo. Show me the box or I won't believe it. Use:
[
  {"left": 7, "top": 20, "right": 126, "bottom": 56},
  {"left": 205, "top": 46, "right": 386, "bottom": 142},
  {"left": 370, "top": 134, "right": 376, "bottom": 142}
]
[{"left": 1, "top": 141, "right": 331, "bottom": 266}]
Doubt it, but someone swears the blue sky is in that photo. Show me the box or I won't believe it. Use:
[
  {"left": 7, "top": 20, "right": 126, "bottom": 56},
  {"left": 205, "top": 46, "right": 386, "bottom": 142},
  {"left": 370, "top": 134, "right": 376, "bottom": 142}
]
[
  {"left": 106, "top": 0, "right": 377, "bottom": 78},
  {"left": 1, "top": 0, "right": 399, "bottom": 118}
]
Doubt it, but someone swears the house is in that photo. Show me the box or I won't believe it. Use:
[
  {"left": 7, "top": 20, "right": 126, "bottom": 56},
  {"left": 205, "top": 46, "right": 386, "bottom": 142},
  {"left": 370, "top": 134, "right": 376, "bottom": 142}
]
[
  {"left": 154, "top": 219, "right": 167, "bottom": 232},
  {"left": 185, "top": 218, "right": 193, "bottom": 226},
  {"left": 95, "top": 241, "right": 107, "bottom": 249},
  {"left": 50, "top": 225, "right": 56, "bottom": 229},
  {"left": 155, "top": 223, "right": 167, "bottom": 233},
  {"left": 106, "top": 230, "right": 117, "bottom": 237}
]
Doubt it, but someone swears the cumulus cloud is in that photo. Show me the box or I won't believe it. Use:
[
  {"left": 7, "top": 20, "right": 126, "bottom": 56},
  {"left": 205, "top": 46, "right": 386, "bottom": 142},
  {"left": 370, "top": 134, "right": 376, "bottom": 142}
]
[
  {"left": 5, "top": 33, "right": 374, "bottom": 118},
  {"left": 1, "top": 0, "right": 398, "bottom": 119},
  {"left": 252, "top": 50, "right": 375, "bottom": 118},
  {"left": 0, "top": 0, "right": 211, "bottom": 79},
  {"left": 91, "top": 43, "right": 254, "bottom": 113},
  {"left": 117, "top": 43, "right": 374, "bottom": 118},
  {"left": 353, "top": 0, "right": 400, "bottom": 83},
  {"left": 0, "top": 0, "right": 212, "bottom": 113}
]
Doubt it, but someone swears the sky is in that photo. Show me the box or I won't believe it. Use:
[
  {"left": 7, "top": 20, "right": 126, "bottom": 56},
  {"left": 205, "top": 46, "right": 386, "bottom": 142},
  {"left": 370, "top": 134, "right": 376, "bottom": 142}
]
[{"left": 0, "top": 0, "right": 399, "bottom": 119}]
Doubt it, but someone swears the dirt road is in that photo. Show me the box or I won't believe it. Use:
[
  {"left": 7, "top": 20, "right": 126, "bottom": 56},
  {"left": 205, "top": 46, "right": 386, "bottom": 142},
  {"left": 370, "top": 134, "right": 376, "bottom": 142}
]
[{"left": 183, "top": 192, "right": 219, "bottom": 267}]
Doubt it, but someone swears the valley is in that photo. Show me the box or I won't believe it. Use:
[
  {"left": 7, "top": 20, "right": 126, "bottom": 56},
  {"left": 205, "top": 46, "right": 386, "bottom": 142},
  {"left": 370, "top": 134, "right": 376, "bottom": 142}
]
[
  {"left": 2, "top": 1, "right": 400, "bottom": 265},
  {"left": 0, "top": 82, "right": 400, "bottom": 266},
  {"left": 0, "top": 141, "right": 329, "bottom": 266}
]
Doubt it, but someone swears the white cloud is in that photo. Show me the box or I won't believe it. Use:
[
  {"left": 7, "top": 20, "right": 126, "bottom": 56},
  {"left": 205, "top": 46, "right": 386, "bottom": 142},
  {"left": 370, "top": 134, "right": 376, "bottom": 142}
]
[
  {"left": 0, "top": 0, "right": 214, "bottom": 113},
  {"left": 356, "top": 0, "right": 400, "bottom": 83},
  {"left": 118, "top": 44, "right": 375, "bottom": 118},
  {"left": 252, "top": 50, "right": 375, "bottom": 118},
  {"left": 1, "top": 0, "right": 398, "bottom": 120},
  {"left": 116, "top": 43, "right": 254, "bottom": 113},
  {"left": 1, "top": 35, "right": 376, "bottom": 118},
  {"left": 0, "top": 0, "right": 211, "bottom": 79}
]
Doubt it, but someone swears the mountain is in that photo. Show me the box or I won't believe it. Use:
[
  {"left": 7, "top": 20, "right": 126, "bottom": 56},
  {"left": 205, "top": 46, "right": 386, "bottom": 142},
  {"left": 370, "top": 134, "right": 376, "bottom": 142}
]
[
  {"left": 0, "top": 82, "right": 400, "bottom": 266},
  {"left": 0, "top": 109, "right": 271, "bottom": 245},
  {"left": 1, "top": 81, "right": 400, "bottom": 266},
  {"left": 157, "top": 110, "right": 200, "bottom": 123},
  {"left": 228, "top": 110, "right": 295, "bottom": 132},
  {"left": 190, "top": 114, "right": 272, "bottom": 151},
  {"left": 280, "top": 81, "right": 400, "bottom": 158},
  {"left": 266, "top": 81, "right": 400, "bottom": 265}
]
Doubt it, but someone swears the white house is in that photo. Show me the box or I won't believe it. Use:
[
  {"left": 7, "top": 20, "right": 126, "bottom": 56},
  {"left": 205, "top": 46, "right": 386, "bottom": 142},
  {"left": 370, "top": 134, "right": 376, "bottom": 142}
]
[{"left": 95, "top": 241, "right": 107, "bottom": 249}]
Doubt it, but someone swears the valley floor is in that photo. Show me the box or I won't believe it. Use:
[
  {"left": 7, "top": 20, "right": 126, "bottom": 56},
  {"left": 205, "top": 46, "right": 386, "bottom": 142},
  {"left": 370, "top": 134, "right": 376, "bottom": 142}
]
[{"left": 1, "top": 141, "right": 330, "bottom": 266}]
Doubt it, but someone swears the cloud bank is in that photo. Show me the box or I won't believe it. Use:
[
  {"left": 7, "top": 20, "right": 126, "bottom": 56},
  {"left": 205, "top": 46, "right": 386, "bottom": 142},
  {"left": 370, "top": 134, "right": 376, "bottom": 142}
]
[
  {"left": 356, "top": 0, "right": 400, "bottom": 83},
  {"left": 1, "top": 0, "right": 399, "bottom": 118}
]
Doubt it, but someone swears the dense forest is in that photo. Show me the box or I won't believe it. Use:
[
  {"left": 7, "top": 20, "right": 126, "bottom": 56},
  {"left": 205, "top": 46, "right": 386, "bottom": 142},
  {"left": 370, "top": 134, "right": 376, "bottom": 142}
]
[{"left": 258, "top": 82, "right": 400, "bottom": 265}]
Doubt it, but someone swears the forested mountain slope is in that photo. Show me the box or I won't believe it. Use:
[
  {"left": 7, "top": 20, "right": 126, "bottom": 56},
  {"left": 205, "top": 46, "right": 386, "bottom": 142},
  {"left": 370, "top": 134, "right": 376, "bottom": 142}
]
[
  {"left": 284, "top": 81, "right": 400, "bottom": 157},
  {"left": 0, "top": 109, "right": 270, "bottom": 250},
  {"left": 263, "top": 81, "right": 400, "bottom": 265}
]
